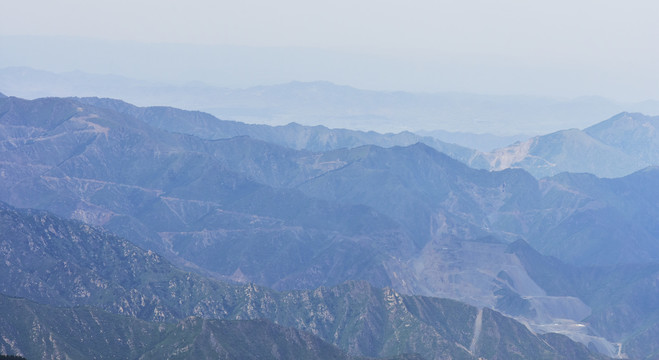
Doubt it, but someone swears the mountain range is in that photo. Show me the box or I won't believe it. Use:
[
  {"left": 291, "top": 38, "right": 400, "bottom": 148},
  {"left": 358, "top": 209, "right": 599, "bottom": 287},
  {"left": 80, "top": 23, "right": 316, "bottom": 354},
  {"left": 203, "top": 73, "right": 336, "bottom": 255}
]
[
  {"left": 3, "top": 66, "right": 659, "bottom": 137},
  {"left": 0, "top": 202, "right": 601, "bottom": 360},
  {"left": 0, "top": 293, "right": 354, "bottom": 360},
  {"left": 481, "top": 112, "right": 659, "bottom": 178},
  {"left": 1, "top": 94, "right": 658, "bottom": 358},
  {"left": 4, "top": 67, "right": 659, "bottom": 177},
  {"left": 73, "top": 96, "right": 479, "bottom": 163},
  {"left": 74, "top": 96, "right": 659, "bottom": 179}
]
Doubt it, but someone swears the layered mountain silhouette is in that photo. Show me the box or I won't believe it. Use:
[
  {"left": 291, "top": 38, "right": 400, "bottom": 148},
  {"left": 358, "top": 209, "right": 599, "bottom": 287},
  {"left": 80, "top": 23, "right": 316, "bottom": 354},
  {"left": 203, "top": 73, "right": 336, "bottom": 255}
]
[
  {"left": 74, "top": 96, "right": 479, "bottom": 164},
  {"left": 74, "top": 96, "right": 659, "bottom": 178},
  {"left": 1, "top": 94, "right": 658, "bottom": 358},
  {"left": 4, "top": 66, "right": 659, "bottom": 136}
]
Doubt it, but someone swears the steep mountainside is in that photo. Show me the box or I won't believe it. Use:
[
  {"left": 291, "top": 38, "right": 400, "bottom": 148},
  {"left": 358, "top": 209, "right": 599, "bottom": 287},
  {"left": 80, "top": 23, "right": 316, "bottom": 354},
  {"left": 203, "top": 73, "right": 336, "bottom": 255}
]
[
  {"left": 478, "top": 127, "right": 645, "bottom": 178},
  {"left": 0, "top": 294, "right": 353, "bottom": 360},
  {"left": 74, "top": 97, "right": 659, "bottom": 180},
  {"left": 75, "top": 96, "right": 479, "bottom": 164},
  {"left": 4, "top": 96, "right": 659, "bottom": 356},
  {"left": 478, "top": 112, "right": 659, "bottom": 178},
  {"left": 291, "top": 142, "right": 659, "bottom": 356},
  {"left": 0, "top": 95, "right": 593, "bottom": 344},
  {"left": 0, "top": 95, "right": 414, "bottom": 293},
  {"left": 296, "top": 142, "right": 659, "bottom": 267},
  {"left": 534, "top": 169, "right": 659, "bottom": 265},
  {"left": 416, "top": 129, "right": 529, "bottom": 152},
  {"left": 297, "top": 143, "right": 539, "bottom": 247},
  {"left": 508, "top": 240, "right": 659, "bottom": 360},
  {"left": 0, "top": 202, "right": 604, "bottom": 360},
  {"left": 76, "top": 97, "right": 659, "bottom": 181},
  {"left": 585, "top": 112, "right": 659, "bottom": 165}
]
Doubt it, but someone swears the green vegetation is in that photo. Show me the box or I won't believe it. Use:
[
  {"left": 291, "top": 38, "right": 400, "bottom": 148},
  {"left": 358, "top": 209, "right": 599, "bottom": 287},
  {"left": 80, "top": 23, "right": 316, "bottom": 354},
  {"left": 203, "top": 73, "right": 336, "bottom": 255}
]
[
  {"left": 0, "top": 294, "right": 351, "bottom": 360},
  {"left": 0, "top": 203, "right": 604, "bottom": 359}
]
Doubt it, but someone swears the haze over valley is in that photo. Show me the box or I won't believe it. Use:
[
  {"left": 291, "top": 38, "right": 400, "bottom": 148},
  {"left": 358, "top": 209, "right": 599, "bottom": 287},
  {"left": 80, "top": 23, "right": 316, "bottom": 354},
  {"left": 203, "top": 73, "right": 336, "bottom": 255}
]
[{"left": 1, "top": 1, "right": 659, "bottom": 359}]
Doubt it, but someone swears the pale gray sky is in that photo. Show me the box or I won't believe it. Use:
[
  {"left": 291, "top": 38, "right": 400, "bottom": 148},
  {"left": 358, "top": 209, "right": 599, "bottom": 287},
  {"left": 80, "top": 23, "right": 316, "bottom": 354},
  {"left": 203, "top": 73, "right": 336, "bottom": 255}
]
[{"left": 2, "top": 0, "right": 659, "bottom": 101}]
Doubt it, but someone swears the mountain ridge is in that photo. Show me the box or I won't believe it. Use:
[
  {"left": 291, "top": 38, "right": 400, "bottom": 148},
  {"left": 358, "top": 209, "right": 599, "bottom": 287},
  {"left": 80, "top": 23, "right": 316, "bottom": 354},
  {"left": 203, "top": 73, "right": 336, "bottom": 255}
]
[
  {"left": 3, "top": 65, "right": 659, "bottom": 135},
  {"left": 0, "top": 201, "right": 604, "bottom": 360},
  {"left": 73, "top": 95, "right": 659, "bottom": 179},
  {"left": 477, "top": 112, "right": 659, "bottom": 178},
  {"left": 3, "top": 94, "right": 659, "bottom": 357},
  {"left": 0, "top": 293, "right": 358, "bottom": 360},
  {"left": 73, "top": 96, "right": 480, "bottom": 165}
]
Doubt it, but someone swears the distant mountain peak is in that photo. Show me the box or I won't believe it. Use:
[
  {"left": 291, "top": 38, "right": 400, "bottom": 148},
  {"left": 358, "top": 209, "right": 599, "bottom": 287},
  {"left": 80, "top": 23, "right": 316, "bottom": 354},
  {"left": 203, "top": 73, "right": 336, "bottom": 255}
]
[
  {"left": 476, "top": 110, "right": 659, "bottom": 178},
  {"left": 585, "top": 111, "right": 656, "bottom": 131}
]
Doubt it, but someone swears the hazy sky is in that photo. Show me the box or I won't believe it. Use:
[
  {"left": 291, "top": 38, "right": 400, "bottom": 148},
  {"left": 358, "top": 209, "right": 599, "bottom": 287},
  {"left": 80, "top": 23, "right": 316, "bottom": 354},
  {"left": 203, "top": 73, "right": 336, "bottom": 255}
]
[{"left": 2, "top": 0, "right": 659, "bottom": 101}]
